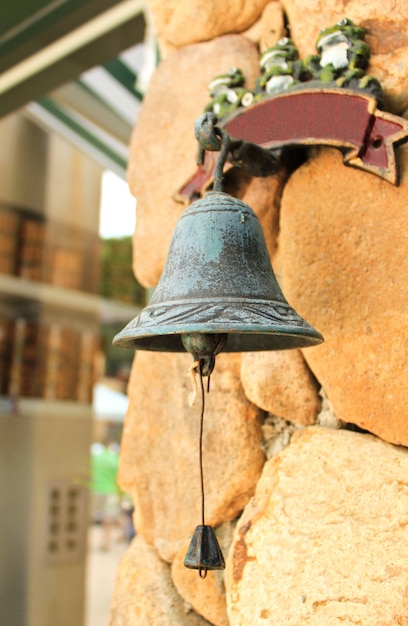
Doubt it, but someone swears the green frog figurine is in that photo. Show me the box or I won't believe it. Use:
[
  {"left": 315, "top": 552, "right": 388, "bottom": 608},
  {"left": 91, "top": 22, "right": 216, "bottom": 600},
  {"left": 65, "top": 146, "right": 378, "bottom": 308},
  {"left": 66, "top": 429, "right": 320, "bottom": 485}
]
[
  {"left": 255, "top": 37, "right": 306, "bottom": 97},
  {"left": 305, "top": 18, "right": 382, "bottom": 102},
  {"left": 204, "top": 67, "right": 254, "bottom": 118}
]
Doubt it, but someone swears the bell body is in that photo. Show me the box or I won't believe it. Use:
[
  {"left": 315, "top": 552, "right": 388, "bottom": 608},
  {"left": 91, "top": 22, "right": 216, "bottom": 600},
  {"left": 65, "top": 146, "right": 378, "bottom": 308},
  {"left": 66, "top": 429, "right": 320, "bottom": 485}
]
[{"left": 113, "top": 191, "right": 323, "bottom": 352}]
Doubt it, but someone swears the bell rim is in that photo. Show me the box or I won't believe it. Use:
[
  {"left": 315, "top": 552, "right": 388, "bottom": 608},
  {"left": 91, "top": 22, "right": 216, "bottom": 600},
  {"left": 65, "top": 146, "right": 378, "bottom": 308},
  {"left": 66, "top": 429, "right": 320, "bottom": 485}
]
[
  {"left": 113, "top": 324, "right": 324, "bottom": 351},
  {"left": 113, "top": 295, "right": 324, "bottom": 351}
]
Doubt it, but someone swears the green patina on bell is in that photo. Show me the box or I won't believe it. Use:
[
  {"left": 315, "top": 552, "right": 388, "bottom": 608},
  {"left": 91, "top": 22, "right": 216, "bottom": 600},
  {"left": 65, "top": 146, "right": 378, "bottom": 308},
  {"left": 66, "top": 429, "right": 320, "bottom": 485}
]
[
  {"left": 184, "top": 525, "right": 225, "bottom": 577},
  {"left": 113, "top": 189, "right": 323, "bottom": 373}
]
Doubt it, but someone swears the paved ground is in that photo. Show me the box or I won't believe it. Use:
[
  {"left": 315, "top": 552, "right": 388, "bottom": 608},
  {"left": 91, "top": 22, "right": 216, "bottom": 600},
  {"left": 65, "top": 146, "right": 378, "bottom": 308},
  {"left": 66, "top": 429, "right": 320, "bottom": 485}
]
[{"left": 86, "top": 525, "right": 128, "bottom": 626}]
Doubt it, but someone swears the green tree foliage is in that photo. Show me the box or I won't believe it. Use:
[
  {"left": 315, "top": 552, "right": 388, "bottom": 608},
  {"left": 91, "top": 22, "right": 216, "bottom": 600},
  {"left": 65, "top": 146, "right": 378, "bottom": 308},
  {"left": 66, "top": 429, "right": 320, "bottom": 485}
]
[{"left": 100, "top": 236, "right": 145, "bottom": 305}]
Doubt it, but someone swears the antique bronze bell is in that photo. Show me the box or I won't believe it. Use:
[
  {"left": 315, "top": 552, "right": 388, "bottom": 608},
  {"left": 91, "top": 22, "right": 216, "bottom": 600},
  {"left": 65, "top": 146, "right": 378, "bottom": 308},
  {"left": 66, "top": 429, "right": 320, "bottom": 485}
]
[
  {"left": 113, "top": 114, "right": 324, "bottom": 576},
  {"left": 113, "top": 115, "right": 323, "bottom": 372},
  {"left": 113, "top": 188, "right": 323, "bottom": 374}
]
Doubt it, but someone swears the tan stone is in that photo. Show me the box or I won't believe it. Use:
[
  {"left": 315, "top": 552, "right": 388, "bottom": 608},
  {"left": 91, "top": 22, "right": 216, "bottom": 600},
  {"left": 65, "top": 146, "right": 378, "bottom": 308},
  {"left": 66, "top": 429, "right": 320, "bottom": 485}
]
[
  {"left": 110, "top": 534, "right": 211, "bottom": 625},
  {"left": 147, "top": 0, "right": 272, "bottom": 53},
  {"left": 226, "top": 426, "right": 408, "bottom": 625},
  {"left": 241, "top": 173, "right": 286, "bottom": 260},
  {"left": 172, "top": 522, "right": 235, "bottom": 626},
  {"left": 280, "top": 0, "right": 408, "bottom": 112},
  {"left": 119, "top": 350, "right": 265, "bottom": 562},
  {"left": 241, "top": 350, "right": 320, "bottom": 426},
  {"left": 243, "top": 1, "right": 286, "bottom": 51},
  {"left": 260, "top": 414, "right": 302, "bottom": 460},
  {"left": 127, "top": 35, "right": 260, "bottom": 287},
  {"left": 280, "top": 145, "right": 408, "bottom": 445},
  {"left": 316, "top": 387, "right": 343, "bottom": 430}
]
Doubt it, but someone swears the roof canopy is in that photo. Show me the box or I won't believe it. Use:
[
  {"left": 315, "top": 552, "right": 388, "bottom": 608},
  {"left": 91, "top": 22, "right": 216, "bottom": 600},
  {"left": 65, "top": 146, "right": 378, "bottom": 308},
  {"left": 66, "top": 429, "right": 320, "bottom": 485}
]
[{"left": 0, "top": 0, "right": 155, "bottom": 177}]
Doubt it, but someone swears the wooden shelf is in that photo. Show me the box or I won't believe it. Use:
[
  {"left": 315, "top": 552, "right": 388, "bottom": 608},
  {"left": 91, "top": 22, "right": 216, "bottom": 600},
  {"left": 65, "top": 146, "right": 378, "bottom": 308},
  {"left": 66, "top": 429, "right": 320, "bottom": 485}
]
[
  {"left": 0, "top": 396, "right": 94, "bottom": 419},
  {"left": 0, "top": 273, "right": 141, "bottom": 322}
]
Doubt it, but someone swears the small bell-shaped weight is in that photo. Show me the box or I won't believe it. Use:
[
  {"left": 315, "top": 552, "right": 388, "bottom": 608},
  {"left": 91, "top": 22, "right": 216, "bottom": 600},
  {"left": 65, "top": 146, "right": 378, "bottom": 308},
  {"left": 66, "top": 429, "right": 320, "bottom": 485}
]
[{"left": 184, "top": 525, "right": 225, "bottom": 577}]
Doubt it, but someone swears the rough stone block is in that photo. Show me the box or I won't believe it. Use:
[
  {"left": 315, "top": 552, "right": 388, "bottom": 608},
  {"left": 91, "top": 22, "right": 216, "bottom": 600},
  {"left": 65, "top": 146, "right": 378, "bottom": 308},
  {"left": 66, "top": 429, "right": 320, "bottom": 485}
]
[
  {"left": 280, "top": 145, "right": 408, "bottom": 445},
  {"left": 226, "top": 426, "right": 408, "bottom": 625},
  {"left": 243, "top": 1, "right": 286, "bottom": 51},
  {"left": 147, "top": 0, "right": 272, "bottom": 53},
  {"left": 110, "top": 534, "right": 211, "bottom": 625},
  {"left": 241, "top": 350, "right": 320, "bottom": 426}
]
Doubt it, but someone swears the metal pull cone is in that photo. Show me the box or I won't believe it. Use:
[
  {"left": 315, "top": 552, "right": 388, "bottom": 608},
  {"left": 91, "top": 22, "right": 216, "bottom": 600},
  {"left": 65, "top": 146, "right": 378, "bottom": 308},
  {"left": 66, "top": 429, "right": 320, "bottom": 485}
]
[{"left": 184, "top": 525, "right": 225, "bottom": 578}]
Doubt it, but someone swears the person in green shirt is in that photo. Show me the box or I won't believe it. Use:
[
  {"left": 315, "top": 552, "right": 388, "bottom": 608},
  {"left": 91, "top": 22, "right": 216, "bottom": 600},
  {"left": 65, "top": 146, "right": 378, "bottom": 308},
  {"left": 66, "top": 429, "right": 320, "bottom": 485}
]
[{"left": 91, "top": 441, "right": 121, "bottom": 550}]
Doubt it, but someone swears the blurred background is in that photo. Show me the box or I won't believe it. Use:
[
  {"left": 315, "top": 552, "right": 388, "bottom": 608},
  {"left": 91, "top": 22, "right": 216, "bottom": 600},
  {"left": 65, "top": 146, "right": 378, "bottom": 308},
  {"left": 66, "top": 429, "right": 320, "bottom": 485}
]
[{"left": 0, "top": 1, "right": 154, "bottom": 624}]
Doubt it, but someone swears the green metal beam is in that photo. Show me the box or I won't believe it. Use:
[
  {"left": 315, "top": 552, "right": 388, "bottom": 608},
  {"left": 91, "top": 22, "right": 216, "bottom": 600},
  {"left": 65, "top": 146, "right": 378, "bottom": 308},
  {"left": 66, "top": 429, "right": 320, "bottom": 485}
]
[
  {"left": 0, "top": 11, "right": 146, "bottom": 119},
  {"left": 50, "top": 80, "right": 134, "bottom": 144},
  {"left": 103, "top": 58, "right": 143, "bottom": 101},
  {"left": 37, "top": 95, "right": 128, "bottom": 172},
  {"left": 0, "top": 0, "right": 122, "bottom": 73}
]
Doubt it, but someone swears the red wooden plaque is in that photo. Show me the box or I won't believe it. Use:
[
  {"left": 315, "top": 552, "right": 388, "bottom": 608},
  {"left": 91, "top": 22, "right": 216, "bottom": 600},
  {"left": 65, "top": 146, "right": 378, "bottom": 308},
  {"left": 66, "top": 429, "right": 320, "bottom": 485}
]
[{"left": 178, "top": 88, "right": 408, "bottom": 200}]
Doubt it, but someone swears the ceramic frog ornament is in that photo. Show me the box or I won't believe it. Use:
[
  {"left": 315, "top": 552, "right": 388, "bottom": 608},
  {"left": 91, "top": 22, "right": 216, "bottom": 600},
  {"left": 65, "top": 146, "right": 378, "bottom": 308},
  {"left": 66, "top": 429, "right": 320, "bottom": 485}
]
[
  {"left": 255, "top": 37, "right": 306, "bottom": 97},
  {"left": 203, "top": 18, "right": 383, "bottom": 122},
  {"left": 204, "top": 67, "right": 254, "bottom": 118},
  {"left": 305, "top": 18, "right": 383, "bottom": 102}
]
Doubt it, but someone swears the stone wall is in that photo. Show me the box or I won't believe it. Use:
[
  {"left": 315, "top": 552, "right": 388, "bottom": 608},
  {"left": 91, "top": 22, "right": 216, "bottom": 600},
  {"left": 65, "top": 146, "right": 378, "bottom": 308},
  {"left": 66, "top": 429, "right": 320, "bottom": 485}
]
[{"left": 110, "top": 2, "right": 408, "bottom": 624}]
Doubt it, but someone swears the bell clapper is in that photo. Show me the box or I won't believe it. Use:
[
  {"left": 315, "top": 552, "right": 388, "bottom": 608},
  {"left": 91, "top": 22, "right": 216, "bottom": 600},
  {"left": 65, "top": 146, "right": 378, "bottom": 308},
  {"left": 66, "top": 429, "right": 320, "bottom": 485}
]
[{"left": 182, "top": 332, "right": 227, "bottom": 377}]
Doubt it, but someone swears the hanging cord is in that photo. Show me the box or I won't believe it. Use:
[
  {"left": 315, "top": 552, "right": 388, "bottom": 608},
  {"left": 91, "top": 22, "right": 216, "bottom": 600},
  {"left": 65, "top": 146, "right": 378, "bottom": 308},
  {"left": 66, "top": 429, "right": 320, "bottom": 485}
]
[
  {"left": 197, "top": 363, "right": 207, "bottom": 578},
  {"left": 197, "top": 363, "right": 205, "bottom": 527},
  {"left": 189, "top": 359, "right": 207, "bottom": 526},
  {"left": 189, "top": 359, "right": 209, "bottom": 579}
]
